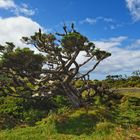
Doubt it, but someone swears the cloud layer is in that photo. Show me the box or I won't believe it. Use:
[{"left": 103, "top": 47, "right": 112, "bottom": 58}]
[
  {"left": 0, "top": 0, "right": 35, "bottom": 16},
  {"left": 0, "top": 0, "right": 15, "bottom": 9},
  {"left": 93, "top": 37, "right": 140, "bottom": 75},
  {"left": 80, "top": 17, "right": 114, "bottom": 25},
  {"left": 125, "top": 0, "right": 140, "bottom": 21},
  {"left": 0, "top": 16, "right": 41, "bottom": 47},
  {"left": 79, "top": 17, "right": 124, "bottom": 30},
  {"left": 77, "top": 36, "right": 140, "bottom": 77}
]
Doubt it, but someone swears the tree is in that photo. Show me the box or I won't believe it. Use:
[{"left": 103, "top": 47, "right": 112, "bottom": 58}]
[
  {"left": 0, "top": 43, "right": 45, "bottom": 99},
  {"left": 132, "top": 70, "right": 140, "bottom": 78},
  {"left": 21, "top": 24, "right": 111, "bottom": 107}
]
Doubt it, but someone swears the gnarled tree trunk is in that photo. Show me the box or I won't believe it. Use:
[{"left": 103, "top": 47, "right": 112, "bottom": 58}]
[{"left": 61, "top": 83, "right": 83, "bottom": 108}]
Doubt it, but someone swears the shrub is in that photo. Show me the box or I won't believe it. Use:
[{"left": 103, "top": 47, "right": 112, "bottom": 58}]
[
  {"left": 0, "top": 96, "right": 47, "bottom": 129},
  {"left": 96, "top": 121, "right": 115, "bottom": 133},
  {"left": 23, "top": 109, "right": 46, "bottom": 125}
]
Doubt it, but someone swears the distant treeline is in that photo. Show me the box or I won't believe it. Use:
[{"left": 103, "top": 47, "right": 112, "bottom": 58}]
[
  {"left": 75, "top": 70, "right": 140, "bottom": 88},
  {"left": 102, "top": 70, "right": 140, "bottom": 88}
]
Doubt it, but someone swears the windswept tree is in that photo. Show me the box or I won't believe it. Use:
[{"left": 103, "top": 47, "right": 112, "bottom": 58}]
[
  {"left": 21, "top": 24, "right": 111, "bottom": 107},
  {"left": 0, "top": 24, "right": 111, "bottom": 107}
]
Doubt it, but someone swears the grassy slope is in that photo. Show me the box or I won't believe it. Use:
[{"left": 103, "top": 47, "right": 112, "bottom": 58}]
[
  {"left": 116, "top": 88, "right": 140, "bottom": 99},
  {"left": 0, "top": 89, "right": 140, "bottom": 140}
]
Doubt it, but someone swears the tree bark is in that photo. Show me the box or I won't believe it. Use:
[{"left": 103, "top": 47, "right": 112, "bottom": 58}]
[{"left": 61, "top": 83, "right": 83, "bottom": 108}]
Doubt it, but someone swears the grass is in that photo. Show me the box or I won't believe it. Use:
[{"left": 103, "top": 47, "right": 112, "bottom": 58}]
[
  {"left": 1, "top": 127, "right": 140, "bottom": 140},
  {"left": 114, "top": 87, "right": 140, "bottom": 98},
  {"left": 0, "top": 107, "right": 140, "bottom": 140},
  {"left": 0, "top": 89, "right": 140, "bottom": 140},
  {"left": 0, "top": 116, "right": 128, "bottom": 140}
]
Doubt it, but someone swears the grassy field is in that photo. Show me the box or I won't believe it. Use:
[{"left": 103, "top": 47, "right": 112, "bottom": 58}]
[
  {"left": 0, "top": 89, "right": 140, "bottom": 140},
  {"left": 115, "top": 88, "right": 140, "bottom": 98}
]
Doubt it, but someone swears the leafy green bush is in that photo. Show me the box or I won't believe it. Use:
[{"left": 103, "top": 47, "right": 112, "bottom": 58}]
[
  {"left": 96, "top": 121, "right": 115, "bottom": 133},
  {"left": 0, "top": 96, "right": 24, "bottom": 129},
  {"left": 53, "top": 95, "right": 70, "bottom": 108},
  {"left": 118, "top": 96, "right": 140, "bottom": 126},
  {"left": 0, "top": 96, "right": 47, "bottom": 129},
  {"left": 23, "top": 109, "right": 46, "bottom": 125}
]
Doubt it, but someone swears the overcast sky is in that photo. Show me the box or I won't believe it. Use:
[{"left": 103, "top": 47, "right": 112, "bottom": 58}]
[{"left": 0, "top": 0, "right": 140, "bottom": 79}]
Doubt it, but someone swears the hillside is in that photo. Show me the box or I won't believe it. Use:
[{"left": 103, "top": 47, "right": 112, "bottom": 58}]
[{"left": 0, "top": 89, "right": 140, "bottom": 140}]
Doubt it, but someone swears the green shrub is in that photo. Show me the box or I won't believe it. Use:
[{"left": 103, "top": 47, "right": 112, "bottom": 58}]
[
  {"left": 118, "top": 96, "right": 140, "bottom": 126},
  {"left": 96, "top": 121, "right": 115, "bottom": 133},
  {"left": 0, "top": 96, "right": 25, "bottom": 129},
  {"left": 74, "top": 80, "right": 84, "bottom": 88},
  {"left": 23, "top": 109, "right": 46, "bottom": 125},
  {"left": 53, "top": 95, "right": 70, "bottom": 107},
  {"left": 0, "top": 96, "right": 47, "bottom": 129}
]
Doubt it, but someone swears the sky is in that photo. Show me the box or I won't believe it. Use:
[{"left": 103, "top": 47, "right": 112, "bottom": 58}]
[{"left": 0, "top": 0, "right": 140, "bottom": 79}]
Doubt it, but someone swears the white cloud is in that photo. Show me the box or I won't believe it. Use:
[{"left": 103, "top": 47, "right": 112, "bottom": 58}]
[
  {"left": 125, "top": 0, "right": 140, "bottom": 21},
  {"left": 80, "top": 18, "right": 97, "bottom": 24},
  {"left": 80, "top": 17, "right": 114, "bottom": 25},
  {"left": 80, "top": 17, "right": 124, "bottom": 30},
  {"left": 108, "top": 36, "right": 128, "bottom": 42},
  {"left": 0, "top": 0, "right": 35, "bottom": 16},
  {"left": 0, "top": 0, "right": 16, "bottom": 9},
  {"left": 103, "top": 17, "right": 114, "bottom": 22},
  {"left": 77, "top": 36, "right": 140, "bottom": 77},
  {"left": 13, "top": 3, "right": 35, "bottom": 16},
  {"left": 94, "top": 37, "right": 140, "bottom": 74},
  {"left": 0, "top": 16, "right": 41, "bottom": 48},
  {"left": 126, "top": 39, "right": 140, "bottom": 49}
]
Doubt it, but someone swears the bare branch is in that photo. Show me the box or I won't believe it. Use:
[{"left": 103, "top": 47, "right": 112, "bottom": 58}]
[
  {"left": 65, "top": 50, "right": 79, "bottom": 70},
  {"left": 76, "top": 60, "right": 101, "bottom": 79},
  {"left": 79, "top": 56, "right": 93, "bottom": 67}
]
